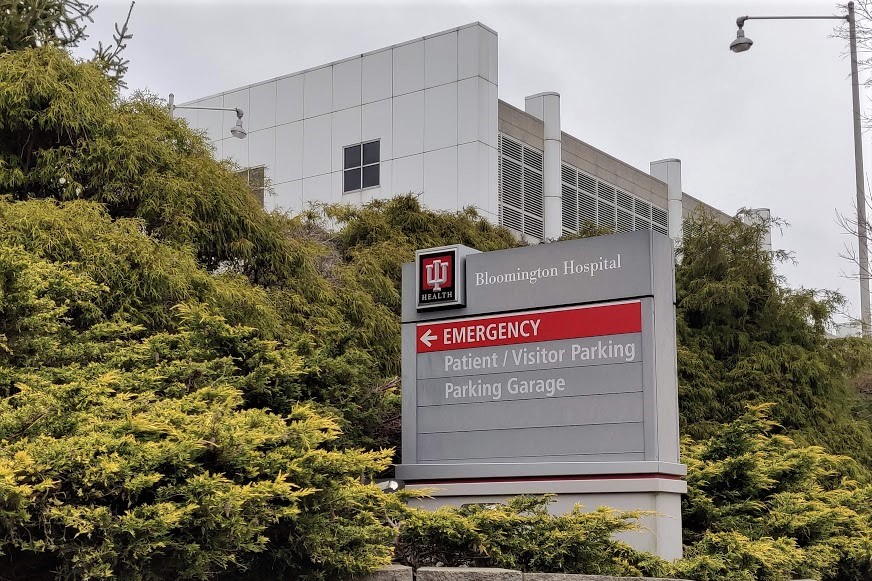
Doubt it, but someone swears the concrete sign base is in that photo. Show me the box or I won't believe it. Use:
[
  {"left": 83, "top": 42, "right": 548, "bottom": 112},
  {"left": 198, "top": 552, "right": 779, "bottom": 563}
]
[{"left": 405, "top": 473, "right": 685, "bottom": 560}]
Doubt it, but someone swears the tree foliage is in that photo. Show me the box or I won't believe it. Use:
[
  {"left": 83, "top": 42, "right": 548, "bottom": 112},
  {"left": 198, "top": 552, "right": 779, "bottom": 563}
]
[
  {"left": 3, "top": 33, "right": 872, "bottom": 579},
  {"left": 676, "top": 211, "right": 872, "bottom": 466},
  {"left": 0, "top": 0, "right": 95, "bottom": 52},
  {"left": 393, "top": 496, "right": 660, "bottom": 575},
  {"left": 0, "top": 46, "right": 297, "bottom": 285},
  {"left": 674, "top": 405, "right": 872, "bottom": 581},
  {"left": 0, "top": 229, "right": 395, "bottom": 579}
]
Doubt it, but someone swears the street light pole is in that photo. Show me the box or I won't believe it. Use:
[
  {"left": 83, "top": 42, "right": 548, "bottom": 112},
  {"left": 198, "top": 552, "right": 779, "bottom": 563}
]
[
  {"left": 730, "top": 2, "right": 871, "bottom": 337},
  {"left": 847, "top": 2, "right": 871, "bottom": 338}
]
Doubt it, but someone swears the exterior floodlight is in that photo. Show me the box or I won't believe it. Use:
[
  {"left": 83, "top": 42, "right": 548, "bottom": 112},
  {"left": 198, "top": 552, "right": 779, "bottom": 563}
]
[
  {"left": 375, "top": 479, "right": 402, "bottom": 493},
  {"left": 168, "top": 93, "right": 248, "bottom": 139},
  {"left": 730, "top": 28, "right": 753, "bottom": 52},
  {"left": 231, "top": 110, "right": 247, "bottom": 139}
]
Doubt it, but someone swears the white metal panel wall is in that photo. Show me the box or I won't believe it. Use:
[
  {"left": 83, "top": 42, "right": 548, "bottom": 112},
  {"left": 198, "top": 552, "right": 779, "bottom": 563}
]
[
  {"left": 332, "top": 58, "right": 362, "bottom": 111},
  {"left": 249, "top": 82, "right": 276, "bottom": 132},
  {"left": 362, "top": 50, "right": 392, "bottom": 104},
  {"left": 181, "top": 23, "right": 498, "bottom": 219},
  {"left": 274, "top": 122, "right": 303, "bottom": 184},
  {"left": 393, "top": 91, "right": 425, "bottom": 157},
  {"left": 197, "top": 96, "right": 224, "bottom": 143},
  {"left": 276, "top": 75, "right": 303, "bottom": 124}
]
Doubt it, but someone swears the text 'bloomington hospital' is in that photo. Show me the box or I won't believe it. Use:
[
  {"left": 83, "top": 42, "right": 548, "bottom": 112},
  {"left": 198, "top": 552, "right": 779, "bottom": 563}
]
[{"left": 474, "top": 254, "right": 622, "bottom": 286}]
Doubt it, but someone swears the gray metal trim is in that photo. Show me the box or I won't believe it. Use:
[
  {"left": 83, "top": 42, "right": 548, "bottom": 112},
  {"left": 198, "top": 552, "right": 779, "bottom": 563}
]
[
  {"left": 641, "top": 297, "right": 658, "bottom": 461},
  {"left": 653, "top": 236, "right": 680, "bottom": 462},
  {"left": 404, "top": 477, "right": 689, "bottom": 495},
  {"left": 396, "top": 460, "right": 687, "bottom": 481},
  {"left": 401, "top": 323, "right": 418, "bottom": 464}
]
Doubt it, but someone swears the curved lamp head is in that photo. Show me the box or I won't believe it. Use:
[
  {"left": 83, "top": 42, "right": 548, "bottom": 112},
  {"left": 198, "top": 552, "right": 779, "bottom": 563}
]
[
  {"left": 730, "top": 18, "right": 753, "bottom": 53},
  {"left": 730, "top": 29, "right": 753, "bottom": 52},
  {"left": 230, "top": 109, "right": 247, "bottom": 139}
]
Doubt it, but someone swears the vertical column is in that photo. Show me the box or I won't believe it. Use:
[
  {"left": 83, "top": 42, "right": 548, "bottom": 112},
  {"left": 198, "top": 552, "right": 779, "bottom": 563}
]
[
  {"left": 525, "top": 92, "right": 562, "bottom": 240},
  {"left": 650, "top": 158, "right": 683, "bottom": 243}
]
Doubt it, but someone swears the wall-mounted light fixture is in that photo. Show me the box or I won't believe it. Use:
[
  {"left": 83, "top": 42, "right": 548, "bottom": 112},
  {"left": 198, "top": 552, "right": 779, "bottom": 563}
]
[{"left": 168, "top": 93, "right": 247, "bottom": 139}]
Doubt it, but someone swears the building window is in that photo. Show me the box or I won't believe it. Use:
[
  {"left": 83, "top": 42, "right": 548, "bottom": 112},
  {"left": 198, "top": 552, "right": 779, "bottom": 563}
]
[
  {"left": 343, "top": 140, "right": 380, "bottom": 193},
  {"left": 236, "top": 166, "right": 266, "bottom": 206}
]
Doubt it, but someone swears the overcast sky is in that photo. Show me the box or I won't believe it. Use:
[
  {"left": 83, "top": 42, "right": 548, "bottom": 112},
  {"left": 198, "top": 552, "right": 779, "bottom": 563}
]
[{"left": 75, "top": 0, "right": 872, "bottom": 326}]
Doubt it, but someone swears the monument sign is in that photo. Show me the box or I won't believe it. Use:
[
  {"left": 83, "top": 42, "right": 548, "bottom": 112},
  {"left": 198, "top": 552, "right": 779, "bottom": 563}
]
[{"left": 397, "top": 231, "right": 686, "bottom": 559}]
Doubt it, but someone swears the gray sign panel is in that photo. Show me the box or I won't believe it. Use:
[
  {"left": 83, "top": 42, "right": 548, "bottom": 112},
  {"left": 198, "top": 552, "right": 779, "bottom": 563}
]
[
  {"left": 417, "top": 334, "right": 643, "bottom": 380},
  {"left": 418, "top": 423, "right": 645, "bottom": 463},
  {"left": 416, "top": 362, "right": 643, "bottom": 406},
  {"left": 397, "top": 231, "right": 681, "bottom": 481},
  {"left": 402, "top": 230, "right": 674, "bottom": 323},
  {"left": 417, "top": 391, "right": 643, "bottom": 434}
]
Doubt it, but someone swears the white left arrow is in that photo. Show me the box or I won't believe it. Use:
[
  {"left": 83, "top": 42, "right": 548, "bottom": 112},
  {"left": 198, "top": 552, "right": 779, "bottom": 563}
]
[{"left": 420, "top": 329, "right": 437, "bottom": 347}]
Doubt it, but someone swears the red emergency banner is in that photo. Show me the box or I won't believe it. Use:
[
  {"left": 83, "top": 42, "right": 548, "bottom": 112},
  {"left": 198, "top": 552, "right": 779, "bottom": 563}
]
[{"left": 416, "top": 301, "right": 641, "bottom": 353}]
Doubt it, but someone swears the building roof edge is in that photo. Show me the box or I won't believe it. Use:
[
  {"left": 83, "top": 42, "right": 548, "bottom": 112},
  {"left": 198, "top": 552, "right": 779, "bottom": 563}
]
[{"left": 178, "top": 22, "right": 496, "bottom": 106}]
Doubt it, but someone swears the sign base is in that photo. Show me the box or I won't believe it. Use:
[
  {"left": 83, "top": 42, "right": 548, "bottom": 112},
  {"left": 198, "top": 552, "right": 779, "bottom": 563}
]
[{"left": 403, "top": 474, "right": 685, "bottom": 561}]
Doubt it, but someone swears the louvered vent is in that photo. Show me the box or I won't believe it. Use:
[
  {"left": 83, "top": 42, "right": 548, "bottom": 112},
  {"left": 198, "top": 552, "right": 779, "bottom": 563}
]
[
  {"left": 502, "top": 138, "right": 522, "bottom": 162},
  {"left": 597, "top": 182, "right": 616, "bottom": 203},
  {"left": 499, "top": 135, "right": 674, "bottom": 241},
  {"left": 527, "top": 217, "right": 544, "bottom": 240},
  {"left": 617, "top": 209, "right": 634, "bottom": 233},
  {"left": 502, "top": 206, "right": 523, "bottom": 232},
  {"left": 652, "top": 206, "right": 668, "bottom": 235},
  {"left": 524, "top": 168, "right": 543, "bottom": 217},
  {"left": 580, "top": 193, "right": 597, "bottom": 226},
  {"left": 598, "top": 201, "right": 616, "bottom": 230},
  {"left": 635, "top": 199, "right": 651, "bottom": 221},
  {"left": 557, "top": 161, "right": 670, "bottom": 238},
  {"left": 561, "top": 164, "right": 577, "bottom": 187},
  {"left": 617, "top": 190, "right": 633, "bottom": 210},
  {"left": 501, "top": 159, "right": 523, "bottom": 209},
  {"left": 579, "top": 173, "right": 596, "bottom": 194},
  {"left": 498, "top": 134, "right": 546, "bottom": 240},
  {"left": 562, "top": 184, "right": 578, "bottom": 232},
  {"left": 523, "top": 148, "right": 543, "bottom": 172}
]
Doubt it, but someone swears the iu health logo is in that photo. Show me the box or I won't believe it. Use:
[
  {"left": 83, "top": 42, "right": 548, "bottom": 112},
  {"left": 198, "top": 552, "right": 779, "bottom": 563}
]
[
  {"left": 424, "top": 257, "right": 451, "bottom": 292},
  {"left": 416, "top": 246, "right": 468, "bottom": 310}
]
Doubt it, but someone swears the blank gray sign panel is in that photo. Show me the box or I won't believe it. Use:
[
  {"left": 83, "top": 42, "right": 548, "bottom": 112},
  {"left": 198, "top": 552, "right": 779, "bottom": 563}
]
[
  {"left": 417, "top": 422, "right": 645, "bottom": 462},
  {"left": 417, "top": 391, "right": 644, "bottom": 433}
]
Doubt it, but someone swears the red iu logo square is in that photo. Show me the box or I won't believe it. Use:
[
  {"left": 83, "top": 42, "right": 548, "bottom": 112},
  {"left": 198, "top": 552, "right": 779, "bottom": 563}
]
[{"left": 418, "top": 250, "right": 456, "bottom": 305}]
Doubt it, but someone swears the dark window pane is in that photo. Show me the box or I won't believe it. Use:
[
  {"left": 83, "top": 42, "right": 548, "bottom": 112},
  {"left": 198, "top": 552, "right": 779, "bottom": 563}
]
[
  {"left": 344, "top": 145, "right": 361, "bottom": 169},
  {"left": 344, "top": 168, "right": 361, "bottom": 192},
  {"left": 362, "top": 141, "right": 380, "bottom": 165},
  {"left": 248, "top": 166, "right": 265, "bottom": 189},
  {"left": 362, "top": 164, "right": 380, "bottom": 188},
  {"left": 236, "top": 167, "right": 265, "bottom": 205}
]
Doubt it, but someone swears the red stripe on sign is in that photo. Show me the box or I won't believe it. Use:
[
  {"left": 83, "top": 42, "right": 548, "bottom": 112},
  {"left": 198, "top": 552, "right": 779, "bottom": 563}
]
[{"left": 416, "top": 301, "right": 641, "bottom": 353}]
